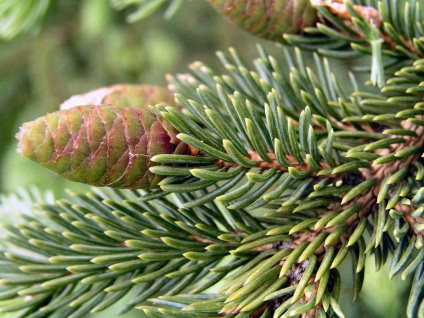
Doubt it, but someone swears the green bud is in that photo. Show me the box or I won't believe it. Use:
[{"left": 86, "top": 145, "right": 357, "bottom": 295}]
[
  {"left": 17, "top": 85, "right": 190, "bottom": 189},
  {"left": 209, "top": 0, "right": 318, "bottom": 41}
]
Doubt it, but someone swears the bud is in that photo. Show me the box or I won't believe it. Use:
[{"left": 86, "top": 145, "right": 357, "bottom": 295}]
[
  {"left": 17, "top": 85, "right": 189, "bottom": 189},
  {"left": 209, "top": 0, "right": 318, "bottom": 41}
]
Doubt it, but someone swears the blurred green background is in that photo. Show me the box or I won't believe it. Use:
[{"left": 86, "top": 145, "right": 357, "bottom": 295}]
[{"left": 0, "top": 1, "right": 410, "bottom": 317}]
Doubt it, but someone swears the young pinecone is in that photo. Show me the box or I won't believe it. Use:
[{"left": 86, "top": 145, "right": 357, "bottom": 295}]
[
  {"left": 17, "top": 85, "right": 190, "bottom": 189},
  {"left": 209, "top": 0, "right": 318, "bottom": 41}
]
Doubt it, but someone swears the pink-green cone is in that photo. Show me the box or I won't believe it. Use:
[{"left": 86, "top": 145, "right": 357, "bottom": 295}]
[
  {"left": 209, "top": 0, "right": 318, "bottom": 41},
  {"left": 17, "top": 85, "right": 190, "bottom": 189}
]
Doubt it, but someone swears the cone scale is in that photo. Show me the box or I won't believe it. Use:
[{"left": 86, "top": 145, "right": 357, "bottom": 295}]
[
  {"left": 17, "top": 85, "right": 189, "bottom": 189},
  {"left": 209, "top": 0, "right": 318, "bottom": 41}
]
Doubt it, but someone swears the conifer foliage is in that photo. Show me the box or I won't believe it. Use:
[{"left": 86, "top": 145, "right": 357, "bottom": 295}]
[{"left": 2, "top": 0, "right": 424, "bottom": 317}]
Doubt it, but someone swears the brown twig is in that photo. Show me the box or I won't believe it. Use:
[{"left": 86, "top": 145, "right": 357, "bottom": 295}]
[
  {"left": 289, "top": 117, "right": 424, "bottom": 254},
  {"left": 216, "top": 151, "right": 331, "bottom": 177}
]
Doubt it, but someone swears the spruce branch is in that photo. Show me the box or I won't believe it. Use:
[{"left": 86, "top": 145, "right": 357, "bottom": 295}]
[
  {"left": 208, "top": 0, "right": 424, "bottom": 60},
  {"left": 12, "top": 44, "right": 424, "bottom": 317},
  {"left": 3, "top": 1, "right": 424, "bottom": 317},
  {"left": 0, "top": 188, "right": 249, "bottom": 317},
  {"left": 161, "top": 46, "right": 424, "bottom": 316},
  {"left": 208, "top": 0, "right": 424, "bottom": 86}
]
